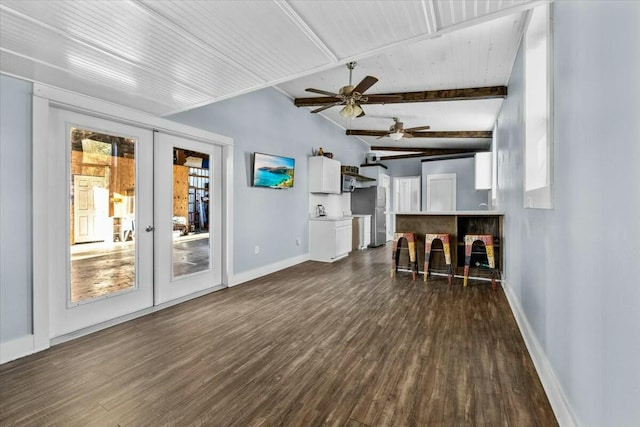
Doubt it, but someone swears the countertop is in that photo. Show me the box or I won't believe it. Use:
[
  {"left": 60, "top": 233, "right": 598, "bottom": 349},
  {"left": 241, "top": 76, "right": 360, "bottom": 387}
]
[
  {"left": 309, "top": 216, "right": 353, "bottom": 221},
  {"left": 391, "top": 211, "right": 504, "bottom": 216}
]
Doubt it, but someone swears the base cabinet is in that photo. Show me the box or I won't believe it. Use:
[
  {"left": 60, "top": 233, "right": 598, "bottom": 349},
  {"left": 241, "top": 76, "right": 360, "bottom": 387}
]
[{"left": 309, "top": 218, "right": 352, "bottom": 262}]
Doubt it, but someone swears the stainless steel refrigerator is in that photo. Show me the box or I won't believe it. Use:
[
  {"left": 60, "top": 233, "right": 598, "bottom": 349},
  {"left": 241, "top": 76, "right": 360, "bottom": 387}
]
[{"left": 351, "top": 186, "right": 386, "bottom": 247}]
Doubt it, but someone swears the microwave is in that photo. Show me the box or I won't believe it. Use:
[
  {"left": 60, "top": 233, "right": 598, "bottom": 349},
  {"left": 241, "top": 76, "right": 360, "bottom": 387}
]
[{"left": 342, "top": 175, "right": 356, "bottom": 192}]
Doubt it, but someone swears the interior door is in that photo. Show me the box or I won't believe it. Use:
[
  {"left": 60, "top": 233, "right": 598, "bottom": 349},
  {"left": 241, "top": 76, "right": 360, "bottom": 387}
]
[
  {"left": 380, "top": 173, "right": 393, "bottom": 242},
  {"left": 394, "top": 176, "right": 421, "bottom": 212},
  {"left": 73, "top": 175, "right": 108, "bottom": 243},
  {"left": 426, "top": 173, "right": 457, "bottom": 212},
  {"left": 49, "top": 108, "right": 154, "bottom": 338},
  {"left": 154, "top": 133, "right": 222, "bottom": 304}
]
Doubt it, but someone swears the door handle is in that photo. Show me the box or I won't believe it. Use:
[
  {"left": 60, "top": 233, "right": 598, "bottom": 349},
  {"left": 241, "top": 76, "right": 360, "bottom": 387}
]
[{"left": 145, "top": 225, "right": 154, "bottom": 232}]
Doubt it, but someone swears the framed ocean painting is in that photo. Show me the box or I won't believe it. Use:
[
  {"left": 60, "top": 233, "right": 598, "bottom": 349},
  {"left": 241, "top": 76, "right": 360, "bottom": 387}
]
[{"left": 252, "top": 152, "right": 295, "bottom": 189}]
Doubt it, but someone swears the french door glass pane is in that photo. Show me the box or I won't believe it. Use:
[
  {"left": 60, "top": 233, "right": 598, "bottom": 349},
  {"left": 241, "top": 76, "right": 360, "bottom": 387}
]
[
  {"left": 69, "top": 127, "right": 136, "bottom": 303},
  {"left": 172, "top": 148, "right": 211, "bottom": 277}
]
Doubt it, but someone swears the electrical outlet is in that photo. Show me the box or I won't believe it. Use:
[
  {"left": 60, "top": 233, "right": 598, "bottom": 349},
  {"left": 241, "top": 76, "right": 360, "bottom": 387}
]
[{"left": 254, "top": 245, "right": 260, "bottom": 254}]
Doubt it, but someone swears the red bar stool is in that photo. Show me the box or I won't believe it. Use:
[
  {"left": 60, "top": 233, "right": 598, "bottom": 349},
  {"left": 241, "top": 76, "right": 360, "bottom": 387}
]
[
  {"left": 463, "top": 234, "right": 497, "bottom": 290},
  {"left": 424, "top": 233, "right": 453, "bottom": 285},
  {"left": 391, "top": 232, "right": 418, "bottom": 280}
]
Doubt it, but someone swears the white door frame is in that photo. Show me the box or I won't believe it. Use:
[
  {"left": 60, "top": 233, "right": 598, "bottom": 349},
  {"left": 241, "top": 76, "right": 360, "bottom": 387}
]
[{"left": 32, "top": 84, "right": 234, "bottom": 353}]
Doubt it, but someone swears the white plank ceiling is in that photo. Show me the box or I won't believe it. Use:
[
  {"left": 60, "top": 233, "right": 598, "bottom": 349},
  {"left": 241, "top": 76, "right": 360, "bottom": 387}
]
[{"left": 0, "top": 0, "right": 545, "bottom": 154}]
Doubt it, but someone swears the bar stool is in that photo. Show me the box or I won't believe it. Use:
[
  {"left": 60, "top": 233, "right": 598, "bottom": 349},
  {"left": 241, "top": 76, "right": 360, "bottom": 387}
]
[
  {"left": 463, "top": 234, "right": 497, "bottom": 290},
  {"left": 391, "top": 232, "right": 418, "bottom": 280},
  {"left": 424, "top": 233, "right": 453, "bottom": 285}
]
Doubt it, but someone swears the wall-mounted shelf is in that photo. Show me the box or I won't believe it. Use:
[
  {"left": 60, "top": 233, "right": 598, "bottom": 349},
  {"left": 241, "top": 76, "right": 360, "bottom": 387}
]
[{"left": 342, "top": 171, "right": 375, "bottom": 182}]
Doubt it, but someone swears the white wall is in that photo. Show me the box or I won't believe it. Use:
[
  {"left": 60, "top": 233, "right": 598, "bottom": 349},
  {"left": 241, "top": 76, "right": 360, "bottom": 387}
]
[
  {"left": 496, "top": 2, "right": 640, "bottom": 425},
  {"left": 0, "top": 75, "right": 32, "bottom": 345},
  {"left": 168, "top": 87, "right": 368, "bottom": 276}
]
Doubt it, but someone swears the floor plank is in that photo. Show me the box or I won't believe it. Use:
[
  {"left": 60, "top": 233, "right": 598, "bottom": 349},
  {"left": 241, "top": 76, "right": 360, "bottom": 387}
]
[{"left": 0, "top": 246, "right": 557, "bottom": 426}]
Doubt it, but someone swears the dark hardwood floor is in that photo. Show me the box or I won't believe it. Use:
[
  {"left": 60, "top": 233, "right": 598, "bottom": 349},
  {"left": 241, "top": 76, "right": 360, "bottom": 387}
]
[{"left": 0, "top": 246, "right": 557, "bottom": 426}]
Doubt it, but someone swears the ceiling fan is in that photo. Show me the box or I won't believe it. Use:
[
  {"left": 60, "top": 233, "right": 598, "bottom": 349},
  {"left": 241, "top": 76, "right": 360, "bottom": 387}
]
[
  {"left": 305, "top": 62, "right": 401, "bottom": 118},
  {"left": 376, "top": 117, "right": 431, "bottom": 140}
]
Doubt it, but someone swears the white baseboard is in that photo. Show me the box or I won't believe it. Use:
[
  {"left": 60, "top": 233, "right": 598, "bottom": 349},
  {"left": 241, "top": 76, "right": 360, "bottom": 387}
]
[
  {"left": 0, "top": 334, "right": 34, "bottom": 364},
  {"left": 503, "top": 281, "right": 579, "bottom": 427},
  {"left": 231, "top": 253, "right": 310, "bottom": 287}
]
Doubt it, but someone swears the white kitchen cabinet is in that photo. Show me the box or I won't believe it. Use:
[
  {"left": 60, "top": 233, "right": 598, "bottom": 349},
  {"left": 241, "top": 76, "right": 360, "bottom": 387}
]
[
  {"left": 309, "top": 218, "right": 352, "bottom": 262},
  {"left": 309, "top": 156, "right": 340, "bottom": 194}
]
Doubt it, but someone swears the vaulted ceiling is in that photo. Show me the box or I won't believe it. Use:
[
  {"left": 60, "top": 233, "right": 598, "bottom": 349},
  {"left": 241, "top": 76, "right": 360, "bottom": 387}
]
[{"left": 0, "top": 0, "right": 544, "bottom": 158}]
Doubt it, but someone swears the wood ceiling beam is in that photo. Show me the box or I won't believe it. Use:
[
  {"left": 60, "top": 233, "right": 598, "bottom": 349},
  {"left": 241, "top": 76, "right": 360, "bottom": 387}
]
[
  {"left": 374, "top": 147, "right": 487, "bottom": 156},
  {"left": 380, "top": 151, "right": 480, "bottom": 161},
  {"left": 349, "top": 130, "right": 492, "bottom": 138},
  {"left": 371, "top": 147, "right": 487, "bottom": 160},
  {"left": 294, "top": 86, "right": 507, "bottom": 107}
]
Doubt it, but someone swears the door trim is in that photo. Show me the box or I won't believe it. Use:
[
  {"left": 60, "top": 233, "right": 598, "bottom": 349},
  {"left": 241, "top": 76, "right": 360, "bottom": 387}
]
[{"left": 32, "top": 84, "right": 234, "bottom": 355}]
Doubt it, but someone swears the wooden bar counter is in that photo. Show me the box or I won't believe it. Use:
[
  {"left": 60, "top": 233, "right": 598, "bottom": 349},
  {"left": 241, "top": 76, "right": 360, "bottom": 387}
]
[{"left": 393, "top": 211, "right": 504, "bottom": 281}]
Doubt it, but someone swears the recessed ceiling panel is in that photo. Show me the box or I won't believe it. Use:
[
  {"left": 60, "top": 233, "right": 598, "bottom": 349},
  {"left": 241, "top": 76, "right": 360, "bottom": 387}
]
[
  {"left": 1, "top": 50, "right": 179, "bottom": 116},
  {"left": 434, "top": 0, "right": 530, "bottom": 28},
  {"left": 288, "top": 1, "right": 434, "bottom": 59},
  {"left": 138, "top": 0, "right": 336, "bottom": 81},
  {"left": 278, "top": 13, "right": 523, "bottom": 98},
  {"left": 0, "top": 10, "right": 216, "bottom": 112},
  {"left": 1, "top": 0, "right": 266, "bottom": 112}
]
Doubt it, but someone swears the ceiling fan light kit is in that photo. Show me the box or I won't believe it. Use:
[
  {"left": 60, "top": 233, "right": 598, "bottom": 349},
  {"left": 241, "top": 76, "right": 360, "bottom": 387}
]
[
  {"left": 389, "top": 132, "right": 404, "bottom": 141},
  {"left": 370, "top": 117, "right": 431, "bottom": 140},
  {"left": 340, "top": 102, "right": 363, "bottom": 118}
]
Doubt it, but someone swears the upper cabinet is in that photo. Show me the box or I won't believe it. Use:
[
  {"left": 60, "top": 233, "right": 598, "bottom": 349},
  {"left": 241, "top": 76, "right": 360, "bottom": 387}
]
[{"left": 309, "top": 156, "right": 341, "bottom": 194}]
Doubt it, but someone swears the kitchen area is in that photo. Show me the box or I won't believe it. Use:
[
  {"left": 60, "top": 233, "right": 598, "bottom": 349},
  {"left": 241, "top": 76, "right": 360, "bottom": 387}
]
[
  {"left": 308, "top": 155, "right": 388, "bottom": 263},
  {"left": 308, "top": 153, "right": 504, "bottom": 284}
]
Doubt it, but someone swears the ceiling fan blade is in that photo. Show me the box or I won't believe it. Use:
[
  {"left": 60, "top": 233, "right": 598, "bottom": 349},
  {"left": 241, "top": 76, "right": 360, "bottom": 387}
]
[
  {"left": 310, "top": 101, "right": 342, "bottom": 113},
  {"left": 365, "top": 95, "right": 403, "bottom": 103},
  {"left": 376, "top": 133, "right": 391, "bottom": 139},
  {"left": 305, "top": 88, "right": 340, "bottom": 97},
  {"left": 402, "top": 132, "right": 414, "bottom": 138},
  {"left": 352, "top": 76, "right": 378, "bottom": 94},
  {"left": 356, "top": 108, "right": 366, "bottom": 118},
  {"left": 405, "top": 125, "right": 431, "bottom": 132}
]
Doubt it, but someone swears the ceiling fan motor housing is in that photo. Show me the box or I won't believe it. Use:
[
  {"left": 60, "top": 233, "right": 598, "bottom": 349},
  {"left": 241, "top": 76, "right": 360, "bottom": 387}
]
[{"left": 339, "top": 85, "right": 355, "bottom": 96}]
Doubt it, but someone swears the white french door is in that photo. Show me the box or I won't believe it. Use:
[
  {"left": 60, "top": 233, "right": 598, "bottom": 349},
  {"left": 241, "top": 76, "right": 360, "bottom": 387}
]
[
  {"left": 49, "top": 108, "right": 154, "bottom": 338},
  {"left": 153, "top": 133, "right": 222, "bottom": 304},
  {"left": 48, "top": 108, "right": 225, "bottom": 339}
]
